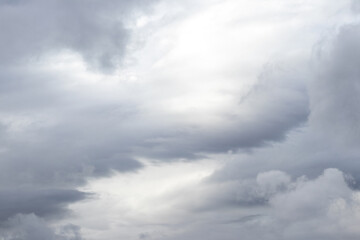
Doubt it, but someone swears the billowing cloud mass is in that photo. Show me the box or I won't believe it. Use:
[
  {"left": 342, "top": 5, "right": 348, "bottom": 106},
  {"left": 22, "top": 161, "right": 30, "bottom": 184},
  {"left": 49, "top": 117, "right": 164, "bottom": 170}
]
[{"left": 0, "top": 0, "right": 360, "bottom": 239}]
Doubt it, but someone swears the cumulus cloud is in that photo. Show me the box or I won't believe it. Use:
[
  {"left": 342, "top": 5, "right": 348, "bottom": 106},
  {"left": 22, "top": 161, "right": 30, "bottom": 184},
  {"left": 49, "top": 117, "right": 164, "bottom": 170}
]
[
  {"left": 266, "top": 168, "right": 360, "bottom": 240},
  {"left": 150, "top": 169, "right": 360, "bottom": 240},
  {"left": 166, "top": 5, "right": 360, "bottom": 238}
]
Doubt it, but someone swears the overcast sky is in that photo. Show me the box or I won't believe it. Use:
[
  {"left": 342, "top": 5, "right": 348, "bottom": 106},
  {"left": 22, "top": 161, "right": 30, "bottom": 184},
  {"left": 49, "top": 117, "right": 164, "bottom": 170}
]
[{"left": 0, "top": 0, "right": 360, "bottom": 239}]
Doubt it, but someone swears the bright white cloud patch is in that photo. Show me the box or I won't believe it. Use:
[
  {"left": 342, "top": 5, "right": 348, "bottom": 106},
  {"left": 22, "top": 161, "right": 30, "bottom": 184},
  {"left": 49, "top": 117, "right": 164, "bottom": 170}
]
[{"left": 66, "top": 159, "right": 221, "bottom": 239}]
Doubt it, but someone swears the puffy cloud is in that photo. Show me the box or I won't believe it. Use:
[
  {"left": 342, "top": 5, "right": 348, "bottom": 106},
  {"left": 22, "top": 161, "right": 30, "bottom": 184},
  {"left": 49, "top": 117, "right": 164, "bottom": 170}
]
[
  {"left": 267, "top": 169, "right": 360, "bottom": 240},
  {"left": 154, "top": 169, "right": 360, "bottom": 240},
  {"left": 183, "top": 18, "right": 360, "bottom": 238}
]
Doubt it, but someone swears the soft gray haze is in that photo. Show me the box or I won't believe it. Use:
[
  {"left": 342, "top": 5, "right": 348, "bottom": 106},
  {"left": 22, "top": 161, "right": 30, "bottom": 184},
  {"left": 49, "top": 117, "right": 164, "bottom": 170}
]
[{"left": 0, "top": 0, "right": 360, "bottom": 239}]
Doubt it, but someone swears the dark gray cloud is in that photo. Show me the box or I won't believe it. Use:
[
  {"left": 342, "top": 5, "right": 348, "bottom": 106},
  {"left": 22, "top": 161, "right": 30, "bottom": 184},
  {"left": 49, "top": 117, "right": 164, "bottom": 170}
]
[
  {"left": 0, "top": 0, "right": 157, "bottom": 228},
  {"left": 0, "top": 188, "right": 89, "bottom": 223},
  {"left": 0, "top": 69, "right": 144, "bottom": 187}
]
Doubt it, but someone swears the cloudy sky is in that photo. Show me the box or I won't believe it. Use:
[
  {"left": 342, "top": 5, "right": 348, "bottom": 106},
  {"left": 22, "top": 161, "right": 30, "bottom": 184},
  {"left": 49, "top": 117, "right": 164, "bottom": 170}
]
[{"left": 0, "top": 0, "right": 360, "bottom": 239}]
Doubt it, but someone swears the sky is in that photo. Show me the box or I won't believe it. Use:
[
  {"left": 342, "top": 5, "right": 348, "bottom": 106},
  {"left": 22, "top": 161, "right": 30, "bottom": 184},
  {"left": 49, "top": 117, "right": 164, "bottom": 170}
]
[{"left": 0, "top": 0, "right": 360, "bottom": 239}]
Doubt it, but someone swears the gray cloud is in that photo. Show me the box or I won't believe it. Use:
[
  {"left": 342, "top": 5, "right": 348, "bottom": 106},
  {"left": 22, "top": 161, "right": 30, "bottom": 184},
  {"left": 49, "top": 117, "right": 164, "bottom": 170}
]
[
  {"left": 0, "top": 188, "right": 89, "bottom": 223},
  {"left": 1, "top": 0, "right": 360, "bottom": 238},
  {"left": 352, "top": 0, "right": 360, "bottom": 13},
  {"left": 0, "top": 0, "right": 154, "bottom": 72},
  {"left": 168, "top": 169, "right": 360, "bottom": 240},
  {"left": 0, "top": 214, "right": 83, "bottom": 240},
  {"left": 210, "top": 19, "right": 360, "bottom": 183},
  {"left": 0, "top": 73, "right": 144, "bottom": 187},
  {"left": 166, "top": 14, "right": 360, "bottom": 240},
  {"left": 0, "top": 0, "right": 157, "bottom": 226},
  {"left": 0, "top": 43, "right": 309, "bottom": 191},
  {"left": 134, "top": 61, "right": 310, "bottom": 160},
  {"left": 310, "top": 23, "right": 360, "bottom": 146}
]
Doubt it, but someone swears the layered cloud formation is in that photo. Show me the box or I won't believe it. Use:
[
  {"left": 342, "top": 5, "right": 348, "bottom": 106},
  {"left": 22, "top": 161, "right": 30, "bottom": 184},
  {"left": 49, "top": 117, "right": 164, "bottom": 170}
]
[{"left": 0, "top": 0, "right": 360, "bottom": 239}]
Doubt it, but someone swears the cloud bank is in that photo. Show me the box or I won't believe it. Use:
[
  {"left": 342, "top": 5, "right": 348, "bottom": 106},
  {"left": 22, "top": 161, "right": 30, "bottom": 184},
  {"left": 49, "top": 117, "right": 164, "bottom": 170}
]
[{"left": 0, "top": 0, "right": 360, "bottom": 239}]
